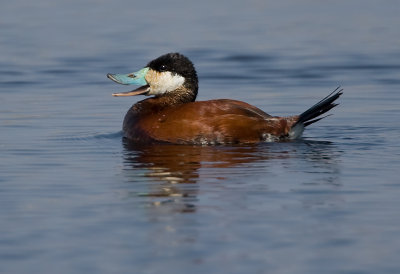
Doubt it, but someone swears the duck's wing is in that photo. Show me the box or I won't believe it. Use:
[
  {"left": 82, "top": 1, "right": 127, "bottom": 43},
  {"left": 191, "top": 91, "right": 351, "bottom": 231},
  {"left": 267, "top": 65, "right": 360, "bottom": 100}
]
[
  {"left": 141, "top": 99, "right": 296, "bottom": 144},
  {"left": 208, "top": 99, "right": 273, "bottom": 119}
]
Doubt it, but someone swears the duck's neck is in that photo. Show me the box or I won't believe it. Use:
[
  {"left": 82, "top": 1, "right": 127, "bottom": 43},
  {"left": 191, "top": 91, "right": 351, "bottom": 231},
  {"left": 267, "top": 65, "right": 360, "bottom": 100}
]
[
  {"left": 135, "top": 87, "right": 197, "bottom": 113},
  {"left": 157, "top": 86, "right": 197, "bottom": 105}
]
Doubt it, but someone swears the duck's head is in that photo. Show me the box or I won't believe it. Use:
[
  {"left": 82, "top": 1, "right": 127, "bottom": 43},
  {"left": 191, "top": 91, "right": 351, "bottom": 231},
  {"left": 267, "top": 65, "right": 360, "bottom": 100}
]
[{"left": 107, "top": 53, "right": 198, "bottom": 102}]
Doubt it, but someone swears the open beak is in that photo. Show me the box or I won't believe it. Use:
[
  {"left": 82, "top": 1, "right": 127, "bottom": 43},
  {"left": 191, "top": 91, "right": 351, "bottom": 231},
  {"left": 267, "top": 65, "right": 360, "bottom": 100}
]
[
  {"left": 107, "top": 67, "right": 150, "bottom": 96},
  {"left": 111, "top": 85, "right": 150, "bottom": 97}
]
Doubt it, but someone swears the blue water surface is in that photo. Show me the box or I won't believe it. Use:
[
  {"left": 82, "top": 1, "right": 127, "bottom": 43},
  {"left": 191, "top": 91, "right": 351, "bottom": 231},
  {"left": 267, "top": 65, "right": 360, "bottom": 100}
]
[{"left": 1, "top": 0, "right": 400, "bottom": 273}]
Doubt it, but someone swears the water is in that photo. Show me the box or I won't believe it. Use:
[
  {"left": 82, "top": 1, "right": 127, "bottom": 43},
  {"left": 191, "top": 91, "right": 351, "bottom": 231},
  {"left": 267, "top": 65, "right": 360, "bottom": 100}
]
[{"left": 1, "top": 0, "right": 400, "bottom": 273}]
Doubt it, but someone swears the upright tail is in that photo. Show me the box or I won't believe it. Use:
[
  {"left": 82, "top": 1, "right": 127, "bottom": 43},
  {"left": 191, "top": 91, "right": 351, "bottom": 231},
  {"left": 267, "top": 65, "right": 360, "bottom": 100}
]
[
  {"left": 288, "top": 87, "right": 343, "bottom": 139},
  {"left": 295, "top": 86, "right": 343, "bottom": 127}
]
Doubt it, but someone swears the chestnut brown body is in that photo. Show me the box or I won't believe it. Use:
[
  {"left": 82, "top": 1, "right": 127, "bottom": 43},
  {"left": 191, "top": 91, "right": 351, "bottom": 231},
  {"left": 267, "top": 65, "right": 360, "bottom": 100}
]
[{"left": 123, "top": 96, "right": 298, "bottom": 145}]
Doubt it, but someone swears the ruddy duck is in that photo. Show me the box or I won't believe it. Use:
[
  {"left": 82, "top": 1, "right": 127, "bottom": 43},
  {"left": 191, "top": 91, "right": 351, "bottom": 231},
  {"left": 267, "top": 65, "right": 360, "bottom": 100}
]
[{"left": 107, "top": 53, "right": 342, "bottom": 145}]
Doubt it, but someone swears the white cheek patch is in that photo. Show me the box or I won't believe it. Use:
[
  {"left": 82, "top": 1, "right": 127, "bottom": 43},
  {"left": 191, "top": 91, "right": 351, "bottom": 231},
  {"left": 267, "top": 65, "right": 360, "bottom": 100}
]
[{"left": 146, "top": 70, "right": 185, "bottom": 95}]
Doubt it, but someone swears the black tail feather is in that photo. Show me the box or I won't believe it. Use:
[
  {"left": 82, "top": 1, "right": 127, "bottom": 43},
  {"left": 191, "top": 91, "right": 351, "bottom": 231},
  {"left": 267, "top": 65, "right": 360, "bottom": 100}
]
[
  {"left": 303, "top": 114, "right": 332, "bottom": 127},
  {"left": 296, "top": 87, "right": 343, "bottom": 127}
]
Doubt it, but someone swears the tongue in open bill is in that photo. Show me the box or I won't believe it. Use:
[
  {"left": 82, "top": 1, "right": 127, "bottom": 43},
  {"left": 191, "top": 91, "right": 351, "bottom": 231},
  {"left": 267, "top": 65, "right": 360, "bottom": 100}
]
[{"left": 112, "top": 85, "right": 150, "bottom": 97}]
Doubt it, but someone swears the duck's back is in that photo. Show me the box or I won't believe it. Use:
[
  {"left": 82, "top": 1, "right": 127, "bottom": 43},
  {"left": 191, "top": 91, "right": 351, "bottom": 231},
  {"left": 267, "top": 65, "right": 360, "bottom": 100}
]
[{"left": 123, "top": 99, "right": 298, "bottom": 145}]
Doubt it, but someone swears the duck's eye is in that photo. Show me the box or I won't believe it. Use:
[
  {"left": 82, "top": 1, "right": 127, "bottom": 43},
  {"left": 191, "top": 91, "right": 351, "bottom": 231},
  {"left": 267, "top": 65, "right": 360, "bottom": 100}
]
[{"left": 159, "top": 64, "right": 168, "bottom": 71}]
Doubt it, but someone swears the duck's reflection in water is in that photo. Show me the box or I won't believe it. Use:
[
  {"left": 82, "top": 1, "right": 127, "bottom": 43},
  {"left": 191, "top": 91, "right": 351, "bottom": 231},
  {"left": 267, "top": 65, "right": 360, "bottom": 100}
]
[
  {"left": 122, "top": 140, "right": 278, "bottom": 212},
  {"left": 121, "top": 139, "right": 341, "bottom": 212}
]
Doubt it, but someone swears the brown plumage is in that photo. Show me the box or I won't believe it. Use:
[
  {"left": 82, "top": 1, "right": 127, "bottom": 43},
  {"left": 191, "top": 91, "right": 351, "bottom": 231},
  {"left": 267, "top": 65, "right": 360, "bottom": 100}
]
[{"left": 123, "top": 97, "right": 299, "bottom": 144}]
